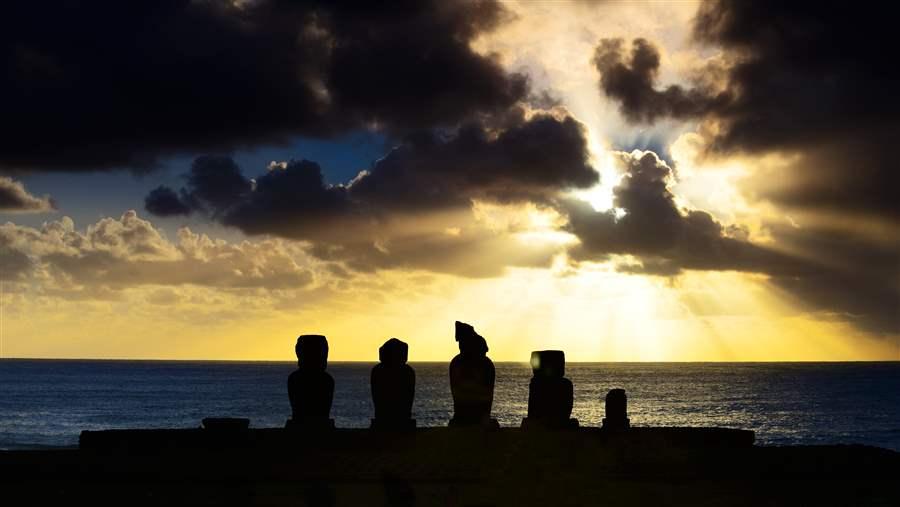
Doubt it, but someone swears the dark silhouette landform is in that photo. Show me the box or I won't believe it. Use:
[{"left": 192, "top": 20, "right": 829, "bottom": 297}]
[{"left": 2, "top": 323, "right": 897, "bottom": 506}]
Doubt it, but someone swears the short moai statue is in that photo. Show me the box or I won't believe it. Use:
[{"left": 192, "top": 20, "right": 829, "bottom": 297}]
[
  {"left": 371, "top": 338, "right": 416, "bottom": 430},
  {"left": 448, "top": 321, "right": 498, "bottom": 428},
  {"left": 522, "top": 350, "right": 578, "bottom": 429},
  {"left": 286, "top": 334, "right": 335, "bottom": 430},
  {"left": 602, "top": 388, "right": 630, "bottom": 432}
]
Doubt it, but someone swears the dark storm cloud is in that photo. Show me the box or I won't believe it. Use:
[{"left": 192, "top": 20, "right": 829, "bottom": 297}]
[
  {"left": 144, "top": 187, "right": 191, "bottom": 217},
  {"left": 323, "top": 0, "right": 527, "bottom": 131},
  {"left": 146, "top": 111, "right": 596, "bottom": 235},
  {"left": 144, "top": 156, "right": 252, "bottom": 217},
  {"left": 0, "top": 177, "right": 55, "bottom": 213},
  {"left": 592, "top": 38, "right": 726, "bottom": 123},
  {"left": 181, "top": 156, "right": 253, "bottom": 216},
  {"left": 592, "top": 1, "right": 900, "bottom": 333},
  {"left": 594, "top": 0, "right": 900, "bottom": 217},
  {"left": 0, "top": 0, "right": 527, "bottom": 172},
  {"left": 350, "top": 110, "right": 597, "bottom": 212},
  {"left": 693, "top": 0, "right": 899, "bottom": 218},
  {"left": 690, "top": 1, "right": 899, "bottom": 151},
  {"left": 564, "top": 151, "right": 789, "bottom": 275},
  {"left": 760, "top": 222, "right": 900, "bottom": 335},
  {"left": 144, "top": 111, "right": 595, "bottom": 275},
  {"left": 565, "top": 151, "right": 900, "bottom": 333},
  {"left": 224, "top": 159, "right": 354, "bottom": 238},
  {"left": 144, "top": 155, "right": 353, "bottom": 240}
]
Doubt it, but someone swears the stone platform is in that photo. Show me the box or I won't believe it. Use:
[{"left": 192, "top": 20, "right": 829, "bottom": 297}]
[{"left": 1, "top": 426, "right": 897, "bottom": 506}]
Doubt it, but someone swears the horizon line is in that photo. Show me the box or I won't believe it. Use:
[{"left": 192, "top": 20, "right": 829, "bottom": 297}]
[{"left": 1, "top": 356, "right": 898, "bottom": 364}]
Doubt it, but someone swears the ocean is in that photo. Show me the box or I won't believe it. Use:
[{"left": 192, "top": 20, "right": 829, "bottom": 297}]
[{"left": 1, "top": 360, "right": 898, "bottom": 451}]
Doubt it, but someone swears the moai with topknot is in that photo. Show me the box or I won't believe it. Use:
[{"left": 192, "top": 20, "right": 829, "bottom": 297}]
[{"left": 449, "top": 321, "right": 498, "bottom": 428}]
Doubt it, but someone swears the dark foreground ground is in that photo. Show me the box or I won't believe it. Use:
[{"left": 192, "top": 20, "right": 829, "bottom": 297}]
[{"left": 2, "top": 427, "right": 897, "bottom": 506}]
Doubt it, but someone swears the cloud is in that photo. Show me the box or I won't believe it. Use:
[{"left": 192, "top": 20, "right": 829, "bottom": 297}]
[
  {"left": 141, "top": 144, "right": 898, "bottom": 334},
  {"left": 589, "top": 1, "right": 900, "bottom": 334},
  {"left": 0, "top": 177, "right": 55, "bottom": 213},
  {"left": 224, "top": 159, "right": 354, "bottom": 239},
  {"left": 592, "top": 38, "right": 725, "bottom": 123},
  {"left": 693, "top": 0, "right": 899, "bottom": 218},
  {"left": 562, "top": 150, "right": 898, "bottom": 334},
  {"left": 143, "top": 110, "right": 595, "bottom": 276},
  {"left": 147, "top": 109, "right": 596, "bottom": 221},
  {"left": 144, "top": 186, "right": 191, "bottom": 217},
  {"left": 594, "top": 1, "right": 899, "bottom": 218},
  {"left": 563, "top": 151, "right": 784, "bottom": 273},
  {"left": 0, "top": 0, "right": 527, "bottom": 172},
  {"left": 0, "top": 237, "right": 32, "bottom": 281},
  {"left": 145, "top": 287, "right": 182, "bottom": 306},
  {"left": 322, "top": 0, "right": 527, "bottom": 131},
  {"left": 144, "top": 156, "right": 354, "bottom": 241},
  {"left": 6, "top": 1, "right": 895, "bottom": 337},
  {"left": 181, "top": 156, "right": 254, "bottom": 217},
  {"left": 0, "top": 211, "right": 316, "bottom": 290},
  {"left": 350, "top": 109, "right": 597, "bottom": 211},
  {"left": 760, "top": 221, "right": 900, "bottom": 335}
]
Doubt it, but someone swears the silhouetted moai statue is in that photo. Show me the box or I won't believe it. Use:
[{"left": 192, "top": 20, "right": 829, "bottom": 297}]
[
  {"left": 522, "top": 350, "right": 578, "bottom": 429},
  {"left": 287, "top": 334, "right": 335, "bottom": 430},
  {"left": 449, "top": 321, "right": 498, "bottom": 428},
  {"left": 602, "top": 388, "right": 630, "bottom": 431},
  {"left": 371, "top": 338, "right": 416, "bottom": 430}
]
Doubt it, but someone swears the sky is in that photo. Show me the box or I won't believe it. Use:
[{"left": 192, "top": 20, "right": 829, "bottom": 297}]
[{"left": 1, "top": 0, "right": 897, "bottom": 361}]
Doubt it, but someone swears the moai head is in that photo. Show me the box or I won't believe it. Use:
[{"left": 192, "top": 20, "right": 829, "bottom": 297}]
[
  {"left": 530, "top": 350, "right": 565, "bottom": 378},
  {"left": 296, "top": 334, "right": 329, "bottom": 371},
  {"left": 379, "top": 338, "right": 408, "bottom": 366},
  {"left": 455, "top": 321, "right": 488, "bottom": 357}
]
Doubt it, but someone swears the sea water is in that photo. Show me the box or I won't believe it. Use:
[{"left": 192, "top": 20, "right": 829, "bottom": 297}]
[{"left": 1, "top": 360, "right": 898, "bottom": 450}]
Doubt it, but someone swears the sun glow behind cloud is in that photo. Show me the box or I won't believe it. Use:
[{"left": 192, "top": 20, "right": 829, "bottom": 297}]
[
  {"left": 571, "top": 137, "right": 623, "bottom": 213},
  {"left": 3, "top": 247, "right": 895, "bottom": 361}
]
